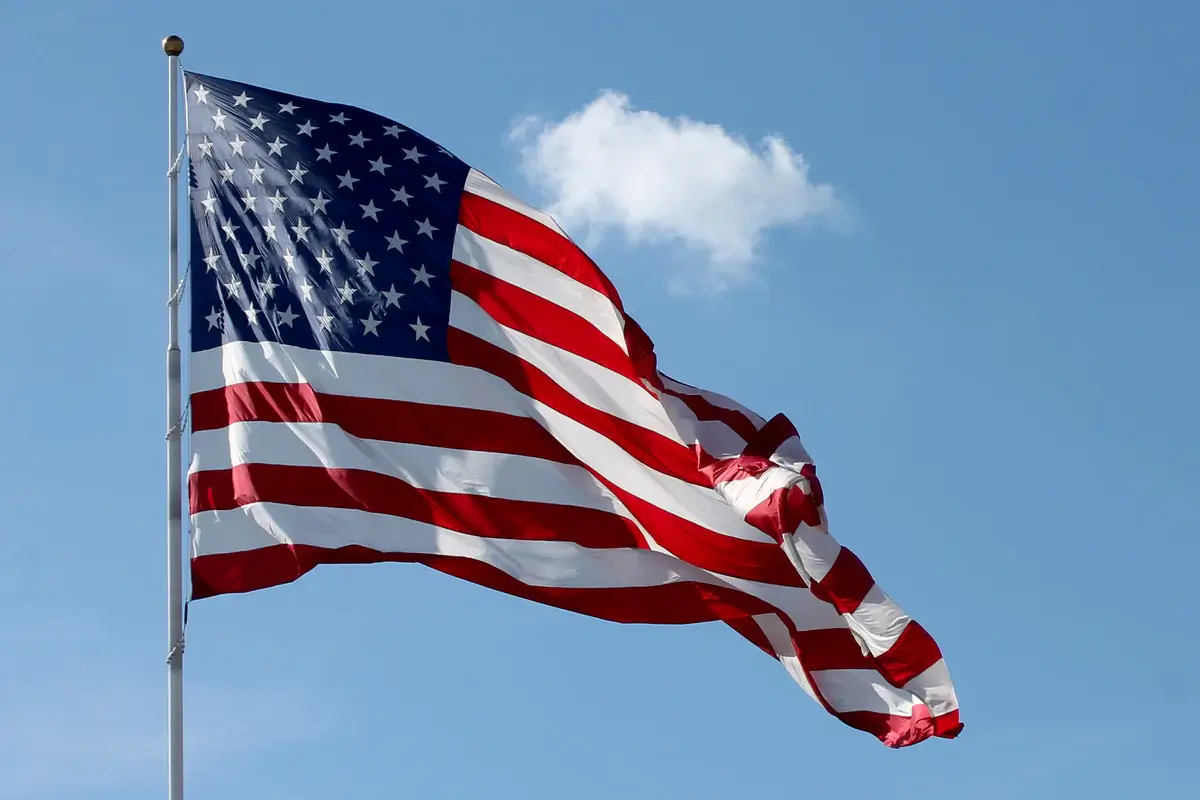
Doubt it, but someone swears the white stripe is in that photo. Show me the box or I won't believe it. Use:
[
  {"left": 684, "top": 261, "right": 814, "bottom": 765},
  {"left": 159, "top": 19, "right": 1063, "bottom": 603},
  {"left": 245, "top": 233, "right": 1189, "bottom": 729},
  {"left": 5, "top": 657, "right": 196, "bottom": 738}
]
[
  {"left": 770, "top": 435, "right": 814, "bottom": 469},
  {"left": 847, "top": 585, "right": 910, "bottom": 658},
  {"left": 757, "top": 615, "right": 930, "bottom": 717},
  {"left": 449, "top": 290, "right": 683, "bottom": 443},
  {"left": 190, "top": 342, "right": 776, "bottom": 544},
  {"left": 190, "top": 421, "right": 623, "bottom": 513},
  {"left": 659, "top": 393, "right": 748, "bottom": 459},
  {"left": 659, "top": 374, "right": 766, "bottom": 429},
  {"left": 464, "top": 168, "right": 569, "bottom": 236},
  {"left": 191, "top": 499, "right": 857, "bottom": 636},
  {"left": 194, "top": 502, "right": 716, "bottom": 588},
  {"left": 903, "top": 660, "right": 959, "bottom": 716},
  {"left": 754, "top": 613, "right": 819, "bottom": 702},
  {"left": 715, "top": 469, "right": 799, "bottom": 517},
  {"left": 781, "top": 524, "right": 841, "bottom": 583},
  {"left": 452, "top": 226, "right": 627, "bottom": 351},
  {"left": 811, "top": 669, "right": 920, "bottom": 716}
]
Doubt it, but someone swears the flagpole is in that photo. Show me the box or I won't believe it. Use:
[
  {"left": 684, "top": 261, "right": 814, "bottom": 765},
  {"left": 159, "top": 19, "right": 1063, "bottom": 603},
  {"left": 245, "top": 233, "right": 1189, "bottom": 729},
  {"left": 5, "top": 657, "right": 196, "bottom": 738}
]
[{"left": 163, "top": 33, "right": 186, "bottom": 800}]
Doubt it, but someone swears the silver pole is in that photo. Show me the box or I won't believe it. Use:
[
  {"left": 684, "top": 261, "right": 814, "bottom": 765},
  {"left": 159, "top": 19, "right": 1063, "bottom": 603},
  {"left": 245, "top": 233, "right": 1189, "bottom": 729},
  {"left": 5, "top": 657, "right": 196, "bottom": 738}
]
[{"left": 163, "top": 33, "right": 186, "bottom": 800}]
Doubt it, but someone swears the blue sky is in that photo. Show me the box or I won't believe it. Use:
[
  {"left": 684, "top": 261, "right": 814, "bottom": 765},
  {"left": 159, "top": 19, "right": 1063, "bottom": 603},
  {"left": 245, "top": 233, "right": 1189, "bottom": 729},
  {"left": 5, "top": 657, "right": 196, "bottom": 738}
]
[{"left": 1, "top": 1, "right": 1197, "bottom": 797}]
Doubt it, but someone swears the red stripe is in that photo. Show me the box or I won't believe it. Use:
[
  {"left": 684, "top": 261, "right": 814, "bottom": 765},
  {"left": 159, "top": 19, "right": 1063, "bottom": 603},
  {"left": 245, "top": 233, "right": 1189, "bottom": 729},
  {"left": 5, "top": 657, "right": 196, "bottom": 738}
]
[
  {"left": 191, "top": 544, "right": 781, "bottom": 624},
  {"left": 933, "top": 708, "right": 964, "bottom": 739},
  {"left": 874, "top": 621, "right": 945, "bottom": 688},
  {"left": 743, "top": 413, "right": 799, "bottom": 460},
  {"left": 191, "top": 381, "right": 576, "bottom": 464},
  {"left": 458, "top": 191, "right": 624, "bottom": 311},
  {"left": 190, "top": 463, "right": 647, "bottom": 551},
  {"left": 837, "top": 707, "right": 962, "bottom": 747},
  {"left": 191, "top": 381, "right": 804, "bottom": 587},
  {"left": 449, "top": 259, "right": 643, "bottom": 387},
  {"left": 608, "top": 487, "right": 804, "bottom": 588},
  {"left": 447, "top": 328, "right": 702, "bottom": 484},
  {"left": 742, "top": 483, "right": 823, "bottom": 542},
  {"left": 792, "top": 628, "right": 873, "bottom": 671},
  {"left": 723, "top": 617, "right": 775, "bottom": 656},
  {"left": 660, "top": 384, "right": 761, "bottom": 444},
  {"left": 813, "top": 547, "right": 875, "bottom": 616}
]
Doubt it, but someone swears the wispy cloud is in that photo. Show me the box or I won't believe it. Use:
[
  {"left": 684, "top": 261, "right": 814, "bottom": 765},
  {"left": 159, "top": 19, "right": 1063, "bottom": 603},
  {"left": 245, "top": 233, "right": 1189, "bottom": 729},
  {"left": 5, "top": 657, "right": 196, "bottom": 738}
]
[{"left": 510, "top": 91, "right": 845, "bottom": 290}]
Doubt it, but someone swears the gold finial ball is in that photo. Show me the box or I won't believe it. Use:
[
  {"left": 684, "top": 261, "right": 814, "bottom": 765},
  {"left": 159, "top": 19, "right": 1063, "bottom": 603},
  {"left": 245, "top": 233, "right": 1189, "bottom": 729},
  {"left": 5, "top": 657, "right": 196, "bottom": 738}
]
[{"left": 162, "top": 35, "right": 185, "bottom": 56}]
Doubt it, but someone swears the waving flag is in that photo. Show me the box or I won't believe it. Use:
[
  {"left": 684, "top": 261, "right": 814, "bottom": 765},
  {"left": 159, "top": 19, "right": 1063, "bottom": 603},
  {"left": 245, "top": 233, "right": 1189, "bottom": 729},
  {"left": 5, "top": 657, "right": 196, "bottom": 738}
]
[{"left": 184, "top": 71, "right": 961, "bottom": 747}]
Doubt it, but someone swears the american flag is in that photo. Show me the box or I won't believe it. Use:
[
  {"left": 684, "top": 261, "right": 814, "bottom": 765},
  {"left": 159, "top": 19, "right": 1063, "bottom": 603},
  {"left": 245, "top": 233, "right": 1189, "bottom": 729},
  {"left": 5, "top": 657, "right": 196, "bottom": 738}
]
[{"left": 184, "top": 71, "right": 961, "bottom": 747}]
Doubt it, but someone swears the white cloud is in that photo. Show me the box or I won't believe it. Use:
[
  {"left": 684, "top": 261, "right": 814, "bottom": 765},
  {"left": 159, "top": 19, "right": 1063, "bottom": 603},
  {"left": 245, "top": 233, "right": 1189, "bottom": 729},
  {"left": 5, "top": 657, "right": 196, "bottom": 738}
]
[{"left": 511, "top": 91, "right": 844, "bottom": 289}]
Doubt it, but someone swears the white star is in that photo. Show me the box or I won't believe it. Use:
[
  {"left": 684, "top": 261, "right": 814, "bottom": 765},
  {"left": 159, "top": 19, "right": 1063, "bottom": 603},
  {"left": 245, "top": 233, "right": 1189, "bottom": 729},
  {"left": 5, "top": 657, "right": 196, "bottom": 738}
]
[
  {"left": 410, "top": 316, "right": 431, "bottom": 342},
  {"left": 349, "top": 131, "right": 371, "bottom": 147},
  {"left": 249, "top": 113, "right": 268, "bottom": 131},
  {"left": 391, "top": 186, "right": 412, "bottom": 205},
  {"left": 386, "top": 232, "right": 408, "bottom": 252},
  {"left": 411, "top": 264, "right": 433, "bottom": 286},
  {"left": 291, "top": 219, "right": 310, "bottom": 241},
  {"left": 383, "top": 124, "right": 405, "bottom": 137},
  {"left": 283, "top": 249, "right": 298, "bottom": 271},
  {"left": 211, "top": 109, "right": 228, "bottom": 129},
  {"left": 316, "top": 309, "right": 335, "bottom": 331},
  {"left": 203, "top": 248, "right": 222, "bottom": 272},
  {"left": 381, "top": 284, "right": 404, "bottom": 308},
  {"left": 267, "top": 137, "right": 287, "bottom": 157},
  {"left": 196, "top": 137, "right": 214, "bottom": 157},
  {"left": 247, "top": 161, "right": 266, "bottom": 184},
  {"left": 315, "top": 144, "right": 337, "bottom": 162},
  {"left": 423, "top": 173, "right": 446, "bottom": 192},
  {"left": 331, "top": 222, "right": 354, "bottom": 244},
  {"left": 276, "top": 305, "right": 299, "bottom": 327},
  {"left": 218, "top": 162, "right": 236, "bottom": 183},
  {"left": 299, "top": 279, "right": 315, "bottom": 300},
  {"left": 268, "top": 190, "right": 287, "bottom": 212},
  {"left": 330, "top": 112, "right": 350, "bottom": 124},
  {"left": 237, "top": 248, "right": 261, "bottom": 269},
  {"left": 368, "top": 156, "right": 390, "bottom": 174},
  {"left": 337, "top": 281, "right": 356, "bottom": 303},
  {"left": 337, "top": 170, "right": 359, "bottom": 190},
  {"left": 359, "top": 200, "right": 381, "bottom": 221},
  {"left": 221, "top": 220, "right": 240, "bottom": 241},
  {"left": 200, "top": 191, "right": 218, "bottom": 214},
  {"left": 310, "top": 191, "right": 331, "bottom": 213},
  {"left": 259, "top": 275, "right": 279, "bottom": 298},
  {"left": 240, "top": 191, "right": 257, "bottom": 212},
  {"left": 232, "top": 91, "right": 252, "bottom": 108},
  {"left": 437, "top": 146, "right": 455, "bottom": 157},
  {"left": 263, "top": 220, "right": 279, "bottom": 241},
  {"left": 298, "top": 120, "right": 318, "bottom": 136},
  {"left": 230, "top": 135, "right": 247, "bottom": 156},
  {"left": 315, "top": 249, "right": 335, "bottom": 273},
  {"left": 223, "top": 277, "right": 243, "bottom": 297},
  {"left": 192, "top": 85, "right": 211, "bottom": 104},
  {"left": 279, "top": 101, "right": 298, "bottom": 114},
  {"left": 403, "top": 146, "right": 424, "bottom": 163},
  {"left": 415, "top": 217, "right": 438, "bottom": 239},
  {"left": 288, "top": 162, "right": 309, "bottom": 184},
  {"left": 355, "top": 253, "right": 379, "bottom": 277},
  {"left": 243, "top": 304, "right": 262, "bottom": 326},
  {"left": 205, "top": 306, "right": 223, "bottom": 330},
  {"left": 361, "top": 313, "right": 382, "bottom": 336}
]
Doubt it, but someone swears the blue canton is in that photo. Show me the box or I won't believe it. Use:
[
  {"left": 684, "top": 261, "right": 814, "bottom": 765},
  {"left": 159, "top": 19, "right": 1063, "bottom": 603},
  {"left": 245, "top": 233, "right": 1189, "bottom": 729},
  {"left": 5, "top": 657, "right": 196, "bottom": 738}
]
[{"left": 184, "top": 71, "right": 469, "bottom": 362}]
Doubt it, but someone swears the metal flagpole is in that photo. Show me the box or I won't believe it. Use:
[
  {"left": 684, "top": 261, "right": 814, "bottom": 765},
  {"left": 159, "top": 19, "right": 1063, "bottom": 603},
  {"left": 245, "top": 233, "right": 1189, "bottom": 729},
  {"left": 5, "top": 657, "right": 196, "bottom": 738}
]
[{"left": 163, "top": 33, "right": 186, "bottom": 800}]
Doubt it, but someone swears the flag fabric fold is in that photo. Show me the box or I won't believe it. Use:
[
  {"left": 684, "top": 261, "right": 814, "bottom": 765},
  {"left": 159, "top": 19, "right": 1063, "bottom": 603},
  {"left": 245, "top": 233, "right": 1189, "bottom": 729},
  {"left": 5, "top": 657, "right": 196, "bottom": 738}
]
[{"left": 183, "top": 70, "right": 961, "bottom": 747}]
